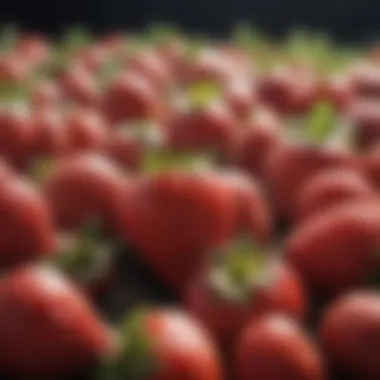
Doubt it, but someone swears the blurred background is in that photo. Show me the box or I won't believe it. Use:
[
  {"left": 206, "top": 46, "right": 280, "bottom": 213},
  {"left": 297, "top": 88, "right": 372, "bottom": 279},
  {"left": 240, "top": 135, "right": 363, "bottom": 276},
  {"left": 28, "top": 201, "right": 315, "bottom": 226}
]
[{"left": 1, "top": 0, "right": 379, "bottom": 41}]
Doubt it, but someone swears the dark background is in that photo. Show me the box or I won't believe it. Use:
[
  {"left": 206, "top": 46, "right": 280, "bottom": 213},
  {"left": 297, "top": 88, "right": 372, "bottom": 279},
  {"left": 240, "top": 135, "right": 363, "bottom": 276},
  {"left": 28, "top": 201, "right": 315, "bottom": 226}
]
[{"left": 1, "top": 0, "right": 379, "bottom": 41}]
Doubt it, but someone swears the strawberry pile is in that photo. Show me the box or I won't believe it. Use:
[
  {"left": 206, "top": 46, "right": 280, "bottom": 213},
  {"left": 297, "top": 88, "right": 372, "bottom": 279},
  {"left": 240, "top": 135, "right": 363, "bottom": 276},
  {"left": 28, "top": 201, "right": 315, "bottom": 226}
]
[{"left": 0, "top": 25, "right": 380, "bottom": 379}]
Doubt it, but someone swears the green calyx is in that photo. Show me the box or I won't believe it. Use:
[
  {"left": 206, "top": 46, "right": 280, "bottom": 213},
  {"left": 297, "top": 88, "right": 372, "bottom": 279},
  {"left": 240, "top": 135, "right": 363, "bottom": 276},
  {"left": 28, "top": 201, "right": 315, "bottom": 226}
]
[
  {"left": 55, "top": 220, "right": 111, "bottom": 283},
  {"left": 31, "top": 158, "right": 55, "bottom": 184},
  {"left": 208, "top": 238, "right": 273, "bottom": 303},
  {"left": 186, "top": 81, "right": 222, "bottom": 109},
  {"left": 305, "top": 101, "right": 337, "bottom": 144},
  {"left": 142, "top": 149, "right": 214, "bottom": 174},
  {"left": 96, "top": 309, "right": 157, "bottom": 380}
]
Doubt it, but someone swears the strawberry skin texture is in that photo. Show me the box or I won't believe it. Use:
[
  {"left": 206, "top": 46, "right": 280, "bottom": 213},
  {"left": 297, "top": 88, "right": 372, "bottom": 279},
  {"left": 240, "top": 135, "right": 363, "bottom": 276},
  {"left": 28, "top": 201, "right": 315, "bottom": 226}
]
[
  {"left": 0, "top": 265, "right": 115, "bottom": 379},
  {"left": 234, "top": 315, "right": 325, "bottom": 380}
]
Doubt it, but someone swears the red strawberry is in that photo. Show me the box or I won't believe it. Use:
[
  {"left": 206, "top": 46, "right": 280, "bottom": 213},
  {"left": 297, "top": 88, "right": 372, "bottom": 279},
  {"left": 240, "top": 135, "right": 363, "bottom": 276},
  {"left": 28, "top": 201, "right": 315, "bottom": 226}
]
[
  {"left": 185, "top": 245, "right": 306, "bottom": 350},
  {"left": 60, "top": 63, "right": 100, "bottom": 107},
  {"left": 166, "top": 101, "right": 238, "bottom": 162},
  {"left": 44, "top": 152, "right": 126, "bottom": 233},
  {"left": 0, "top": 174, "right": 56, "bottom": 269},
  {"left": 30, "top": 107, "right": 69, "bottom": 160},
  {"left": 285, "top": 199, "right": 380, "bottom": 297},
  {"left": 218, "top": 170, "right": 272, "bottom": 245},
  {"left": 103, "top": 128, "right": 144, "bottom": 171},
  {"left": 65, "top": 107, "right": 108, "bottom": 153},
  {"left": 74, "top": 45, "right": 109, "bottom": 74},
  {"left": 259, "top": 65, "right": 316, "bottom": 116},
  {"left": 0, "top": 105, "right": 36, "bottom": 169},
  {"left": 118, "top": 167, "right": 235, "bottom": 291},
  {"left": 234, "top": 314, "right": 325, "bottom": 380},
  {"left": 15, "top": 34, "right": 50, "bottom": 67},
  {"left": 296, "top": 168, "right": 375, "bottom": 223},
  {"left": 348, "top": 61, "right": 380, "bottom": 98},
  {"left": 104, "top": 308, "right": 222, "bottom": 380},
  {"left": 233, "top": 107, "right": 283, "bottom": 179},
  {"left": 0, "top": 53, "right": 30, "bottom": 85},
  {"left": 30, "top": 80, "right": 62, "bottom": 110},
  {"left": 363, "top": 143, "right": 380, "bottom": 189},
  {"left": 102, "top": 72, "right": 161, "bottom": 124},
  {"left": 320, "top": 291, "right": 380, "bottom": 379},
  {"left": 0, "top": 264, "right": 115, "bottom": 379}
]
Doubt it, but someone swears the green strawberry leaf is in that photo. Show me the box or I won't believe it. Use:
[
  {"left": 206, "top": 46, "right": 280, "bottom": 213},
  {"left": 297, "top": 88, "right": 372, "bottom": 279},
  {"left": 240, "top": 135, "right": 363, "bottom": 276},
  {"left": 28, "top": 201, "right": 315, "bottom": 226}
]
[
  {"left": 306, "top": 102, "right": 336, "bottom": 143},
  {"left": 0, "top": 24, "right": 19, "bottom": 52},
  {"left": 187, "top": 81, "right": 222, "bottom": 108}
]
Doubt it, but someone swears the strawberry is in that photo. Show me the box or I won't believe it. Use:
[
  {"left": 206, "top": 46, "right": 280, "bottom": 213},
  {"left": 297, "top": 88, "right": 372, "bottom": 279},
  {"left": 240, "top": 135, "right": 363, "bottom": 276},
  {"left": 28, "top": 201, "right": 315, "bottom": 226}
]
[
  {"left": 118, "top": 165, "right": 235, "bottom": 291},
  {"left": 296, "top": 168, "right": 375, "bottom": 223},
  {"left": 185, "top": 243, "right": 306, "bottom": 350},
  {"left": 65, "top": 107, "right": 108, "bottom": 153},
  {"left": 0, "top": 53, "right": 30, "bottom": 85},
  {"left": 234, "top": 314, "right": 325, "bottom": 380},
  {"left": 233, "top": 107, "right": 283, "bottom": 179},
  {"left": 0, "top": 264, "right": 115, "bottom": 379},
  {"left": 320, "top": 291, "right": 380, "bottom": 379},
  {"left": 30, "top": 79, "right": 62, "bottom": 110},
  {"left": 44, "top": 152, "right": 127, "bottom": 233},
  {"left": 348, "top": 61, "right": 380, "bottom": 98},
  {"left": 0, "top": 174, "right": 55, "bottom": 269},
  {"left": 166, "top": 101, "right": 238, "bottom": 162},
  {"left": 0, "top": 105, "right": 36, "bottom": 169},
  {"left": 102, "top": 308, "right": 222, "bottom": 380},
  {"left": 363, "top": 143, "right": 380, "bottom": 189},
  {"left": 285, "top": 199, "right": 380, "bottom": 297},
  {"left": 218, "top": 170, "right": 272, "bottom": 245},
  {"left": 265, "top": 103, "right": 356, "bottom": 221},
  {"left": 102, "top": 72, "right": 161, "bottom": 124}
]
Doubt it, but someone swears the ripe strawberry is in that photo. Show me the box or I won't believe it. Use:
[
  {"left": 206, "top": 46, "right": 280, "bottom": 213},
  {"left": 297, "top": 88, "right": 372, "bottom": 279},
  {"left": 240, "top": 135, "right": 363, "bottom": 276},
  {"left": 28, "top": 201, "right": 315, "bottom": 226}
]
[
  {"left": 65, "top": 107, "right": 108, "bottom": 153},
  {"left": 348, "top": 61, "right": 380, "bottom": 98},
  {"left": 296, "top": 168, "right": 375, "bottom": 223},
  {"left": 102, "top": 72, "right": 161, "bottom": 124},
  {"left": 30, "top": 107, "right": 69, "bottom": 160},
  {"left": 60, "top": 63, "right": 100, "bottom": 107},
  {"left": 363, "top": 143, "right": 380, "bottom": 189},
  {"left": 233, "top": 107, "right": 283, "bottom": 179},
  {"left": 166, "top": 101, "right": 238, "bottom": 162},
  {"left": 234, "top": 314, "right": 325, "bottom": 380},
  {"left": 0, "top": 264, "right": 115, "bottom": 379},
  {"left": 185, "top": 245, "right": 306, "bottom": 350},
  {"left": 0, "top": 105, "right": 36, "bottom": 169},
  {"left": 0, "top": 174, "right": 56, "bottom": 269},
  {"left": 103, "top": 308, "right": 222, "bottom": 380},
  {"left": 118, "top": 167, "right": 235, "bottom": 291},
  {"left": 218, "top": 170, "right": 272, "bottom": 245},
  {"left": 15, "top": 33, "right": 50, "bottom": 67},
  {"left": 258, "top": 65, "right": 316, "bottom": 116},
  {"left": 44, "top": 152, "right": 126, "bottom": 233},
  {"left": 285, "top": 199, "right": 380, "bottom": 297},
  {"left": 30, "top": 80, "right": 62, "bottom": 110},
  {"left": 0, "top": 53, "right": 30, "bottom": 85},
  {"left": 320, "top": 291, "right": 380, "bottom": 379}
]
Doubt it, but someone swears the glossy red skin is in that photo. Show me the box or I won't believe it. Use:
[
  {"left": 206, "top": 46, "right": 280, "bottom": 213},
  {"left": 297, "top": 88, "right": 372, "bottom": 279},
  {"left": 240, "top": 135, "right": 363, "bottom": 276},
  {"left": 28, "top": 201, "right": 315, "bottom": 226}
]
[
  {"left": 103, "top": 129, "right": 143, "bottom": 171},
  {"left": 234, "top": 108, "right": 282, "bottom": 179},
  {"left": 349, "top": 99, "right": 380, "bottom": 149},
  {"left": 166, "top": 102, "right": 238, "bottom": 162},
  {"left": 30, "top": 108, "right": 69, "bottom": 159},
  {"left": 60, "top": 64, "right": 100, "bottom": 107},
  {"left": 0, "top": 106, "right": 36, "bottom": 169},
  {"left": 296, "top": 169, "right": 375, "bottom": 223},
  {"left": 234, "top": 315, "right": 325, "bottom": 380},
  {"left": 0, "top": 265, "right": 115, "bottom": 379},
  {"left": 74, "top": 45, "right": 109, "bottom": 74},
  {"left": 118, "top": 171, "right": 236, "bottom": 291},
  {"left": 0, "top": 176, "right": 56, "bottom": 269},
  {"left": 320, "top": 291, "right": 380, "bottom": 380},
  {"left": 44, "top": 153, "right": 126, "bottom": 233},
  {"left": 285, "top": 199, "right": 380, "bottom": 297},
  {"left": 127, "top": 50, "right": 171, "bottom": 91},
  {"left": 65, "top": 108, "right": 108, "bottom": 153},
  {"left": 316, "top": 75, "right": 354, "bottom": 112},
  {"left": 15, "top": 34, "right": 50, "bottom": 67},
  {"left": 185, "top": 261, "right": 306, "bottom": 350},
  {"left": 31, "top": 80, "right": 62, "bottom": 110},
  {"left": 0, "top": 54, "right": 30, "bottom": 84},
  {"left": 142, "top": 310, "right": 222, "bottom": 380},
  {"left": 218, "top": 170, "right": 272, "bottom": 245},
  {"left": 259, "top": 65, "right": 316, "bottom": 116},
  {"left": 102, "top": 72, "right": 161, "bottom": 123},
  {"left": 349, "top": 61, "right": 380, "bottom": 98},
  {"left": 265, "top": 141, "right": 355, "bottom": 221}
]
